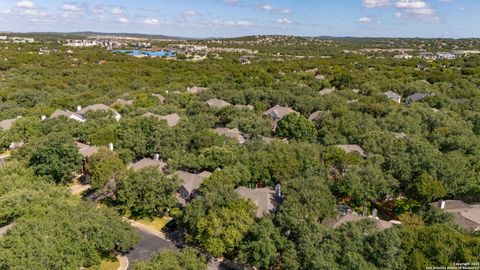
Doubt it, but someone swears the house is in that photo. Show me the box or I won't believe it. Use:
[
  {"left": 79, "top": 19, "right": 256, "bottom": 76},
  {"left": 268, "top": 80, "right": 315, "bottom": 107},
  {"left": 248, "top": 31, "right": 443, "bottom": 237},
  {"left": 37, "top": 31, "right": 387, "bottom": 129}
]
[
  {"left": 308, "top": 110, "right": 329, "bottom": 121},
  {"left": 0, "top": 116, "right": 21, "bottom": 131},
  {"left": 235, "top": 187, "right": 279, "bottom": 218},
  {"left": 206, "top": 98, "right": 232, "bottom": 108},
  {"left": 315, "top": 74, "right": 326, "bottom": 81},
  {"left": 240, "top": 56, "right": 250, "bottom": 64},
  {"left": 393, "top": 132, "right": 407, "bottom": 139},
  {"left": 77, "top": 104, "right": 122, "bottom": 121},
  {"left": 418, "top": 51, "right": 436, "bottom": 60},
  {"left": 430, "top": 200, "right": 480, "bottom": 233},
  {"left": 50, "top": 110, "right": 85, "bottom": 122},
  {"left": 175, "top": 171, "right": 212, "bottom": 204},
  {"left": 394, "top": 53, "right": 413, "bottom": 59},
  {"left": 142, "top": 113, "right": 181, "bottom": 127},
  {"left": 384, "top": 91, "right": 402, "bottom": 103},
  {"left": 436, "top": 52, "right": 456, "bottom": 60},
  {"left": 214, "top": 127, "right": 246, "bottom": 144},
  {"left": 187, "top": 86, "right": 208, "bottom": 94},
  {"left": 405, "top": 93, "right": 431, "bottom": 104},
  {"left": 334, "top": 144, "right": 367, "bottom": 157},
  {"left": 319, "top": 87, "right": 336, "bottom": 96},
  {"left": 152, "top": 94, "right": 165, "bottom": 104},
  {"left": 128, "top": 154, "right": 166, "bottom": 173},
  {"left": 262, "top": 105, "right": 299, "bottom": 130},
  {"left": 323, "top": 212, "right": 395, "bottom": 231},
  {"left": 76, "top": 141, "right": 99, "bottom": 181},
  {"left": 234, "top": 104, "right": 254, "bottom": 110},
  {"left": 114, "top": 99, "right": 134, "bottom": 106}
]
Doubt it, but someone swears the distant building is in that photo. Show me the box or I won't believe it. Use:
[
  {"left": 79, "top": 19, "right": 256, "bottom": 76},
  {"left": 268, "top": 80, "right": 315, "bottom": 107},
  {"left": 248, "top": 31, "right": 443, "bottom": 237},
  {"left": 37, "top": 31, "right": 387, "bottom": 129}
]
[
  {"left": 77, "top": 104, "right": 122, "bottom": 121},
  {"left": 128, "top": 154, "right": 167, "bottom": 174},
  {"left": 418, "top": 51, "right": 436, "bottom": 60},
  {"left": 206, "top": 98, "right": 232, "bottom": 108},
  {"left": 187, "top": 86, "right": 208, "bottom": 94},
  {"left": 394, "top": 53, "right": 413, "bottom": 59},
  {"left": 76, "top": 141, "right": 99, "bottom": 181},
  {"left": 308, "top": 110, "right": 330, "bottom": 121},
  {"left": 436, "top": 52, "right": 456, "bottom": 60},
  {"left": 235, "top": 187, "right": 279, "bottom": 218},
  {"left": 214, "top": 127, "right": 246, "bottom": 144},
  {"left": 384, "top": 91, "right": 402, "bottom": 103},
  {"left": 319, "top": 87, "right": 336, "bottom": 96},
  {"left": 262, "top": 105, "right": 299, "bottom": 130},
  {"left": 175, "top": 171, "right": 212, "bottom": 204},
  {"left": 405, "top": 93, "right": 431, "bottom": 104},
  {"left": 50, "top": 110, "right": 85, "bottom": 122},
  {"left": 334, "top": 144, "right": 367, "bottom": 157},
  {"left": 234, "top": 104, "right": 254, "bottom": 110},
  {"left": 430, "top": 200, "right": 480, "bottom": 233},
  {"left": 152, "top": 94, "right": 165, "bottom": 104},
  {"left": 239, "top": 56, "right": 251, "bottom": 64},
  {"left": 0, "top": 116, "right": 21, "bottom": 131},
  {"left": 323, "top": 212, "right": 395, "bottom": 231},
  {"left": 142, "top": 113, "right": 181, "bottom": 127}
]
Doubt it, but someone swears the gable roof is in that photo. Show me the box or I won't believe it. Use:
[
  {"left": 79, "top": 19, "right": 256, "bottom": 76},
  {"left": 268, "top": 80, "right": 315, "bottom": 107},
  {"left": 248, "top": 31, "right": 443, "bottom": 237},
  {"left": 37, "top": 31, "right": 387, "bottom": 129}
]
[
  {"left": 319, "top": 87, "right": 336, "bottom": 96},
  {"left": 75, "top": 142, "right": 99, "bottom": 158},
  {"left": 175, "top": 170, "right": 212, "bottom": 194},
  {"left": 406, "top": 93, "right": 431, "bottom": 104},
  {"left": 262, "top": 105, "right": 298, "bottom": 121},
  {"left": 50, "top": 110, "right": 85, "bottom": 122},
  {"left": 430, "top": 200, "right": 480, "bottom": 232},
  {"left": 142, "top": 113, "right": 181, "bottom": 127},
  {"left": 78, "top": 104, "right": 121, "bottom": 120},
  {"left": 0, "top": 117, "right": 20, "bottom": 131},
  {"left": 152, "top": 94, "right": 165, "bottom": 104},
  {"left": 384, "top": 91, "right": 402, "bottom": 102},
  {"left": 187, "top": 86, "right": 208, "bottom": 94},
  {"left": 334, "top": 144, "right": 367, "bottom": 157},
  {"left": 323, "top": 212, "right": 394, "bottom": 231},
  {"left": 206, "top": 98, "right": 232, "bottom": 108},
  {"left": 214, "top": 127, "right": 246, "bottom": 144},
  {"left": 308, "top": 110, "right": 330, "bottom": 121},
  {"left": 115, "top": 99, "right": 134, "bottom": 106},
  {"left": 235, "top": 187, "right": 276, "bottom": 218},
  {"left": 128, "top": 158, "right": 166, "bottom": 172}
]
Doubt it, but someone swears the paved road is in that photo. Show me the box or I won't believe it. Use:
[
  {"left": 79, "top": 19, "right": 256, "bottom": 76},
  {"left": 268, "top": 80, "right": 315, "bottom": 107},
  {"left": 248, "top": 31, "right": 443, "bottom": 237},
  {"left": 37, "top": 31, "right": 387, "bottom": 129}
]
[{"left": 126, "top": 228, "right": 175, "bottom": 270}]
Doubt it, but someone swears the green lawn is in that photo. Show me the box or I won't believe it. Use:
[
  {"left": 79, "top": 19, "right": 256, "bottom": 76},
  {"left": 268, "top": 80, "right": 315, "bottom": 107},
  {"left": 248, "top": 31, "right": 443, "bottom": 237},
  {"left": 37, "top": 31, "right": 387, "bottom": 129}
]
[
  {"left": 98, "top": 257, "right": 119, "bottom": 270},
  {"left": 136, "top": 216, "right": 172, "bottom": 231}
]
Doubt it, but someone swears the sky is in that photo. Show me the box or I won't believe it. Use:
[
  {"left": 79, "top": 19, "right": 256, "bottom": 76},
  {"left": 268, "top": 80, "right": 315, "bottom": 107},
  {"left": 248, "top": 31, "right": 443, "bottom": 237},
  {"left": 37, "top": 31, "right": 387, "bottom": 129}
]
[{"left": 0, "top": 0, "right": 478, "bottom": 38}]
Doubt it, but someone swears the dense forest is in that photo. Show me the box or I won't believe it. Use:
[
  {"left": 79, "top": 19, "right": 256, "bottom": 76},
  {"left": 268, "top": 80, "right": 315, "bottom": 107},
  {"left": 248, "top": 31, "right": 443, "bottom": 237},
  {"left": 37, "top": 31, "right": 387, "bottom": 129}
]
[{"left": 1, "top": 35, "right": 480, "bottom": 269}]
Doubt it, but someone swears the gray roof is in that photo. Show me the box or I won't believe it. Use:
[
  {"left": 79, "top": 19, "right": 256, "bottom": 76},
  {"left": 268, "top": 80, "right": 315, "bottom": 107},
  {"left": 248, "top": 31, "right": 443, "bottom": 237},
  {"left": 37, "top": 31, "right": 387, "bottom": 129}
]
[
  {"left": 206, "top": 98, "right": 232, "bottom": 108},
  {"left": 384, "top": 91, "right": 401, "bottom": 102},
  {"left": 334, "top": 144, "right": 367, "bottom": 157},
  {"left": 175, "top": 170, "right": 212, "bottom": 194},
  {"left": 50, "top": 110, "right": 84, "bottom": 121},
  {"left": 0, "top": 117, "right": 20, "bottom": 131},
  {"left": 187, "top": 86, "right": 208, "bottom": 94},
  {"left": 142, "top": 113, "right": 181, "bottom": 127},
  {"left": 75, "top": 142, "right": 99, "bottom": 158},
  {"left": 262, "top": 105, "right": 298, "bottom": 121},
  {"left": 78, "top": 104, "right": 121, "bottom": 119},
  {"left": 319, "top": 87, "right": 335, "bottom": 96},
  {"left": 214, "top": 127, "right": 246, "bottom": 144},
  {"left": 152, "top": 94, "right": 165, "bottom": 104},
  {"left": 308, "top": 110, "right": 330, "bottom": 121},
  {"left": 406, "top": 93, "right": 431, "bottom": 104},
  {"left": 323, "top": 213, "right": 394, "bottom": 231},
  {"left": 115, "top": 99, "right": 134, "bottom": 106},
  {"left": 128, "top": 158, "right": 166, "bottom": 173},
  {"left": 235, "top": 187, "right": 276, "bottom": 218},
  {"left": 430, "top": 200, "right": 480, "bottom": 233},
  {"left": 315, "top": 74, "right": 326, "bottom": 81}
]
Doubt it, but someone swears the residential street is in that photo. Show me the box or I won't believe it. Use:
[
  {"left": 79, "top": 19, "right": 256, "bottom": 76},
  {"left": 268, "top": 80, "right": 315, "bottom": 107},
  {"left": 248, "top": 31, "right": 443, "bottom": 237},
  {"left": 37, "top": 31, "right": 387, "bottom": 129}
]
[{"left": 126, "top": 227, "right": 175, "bottom": 270}]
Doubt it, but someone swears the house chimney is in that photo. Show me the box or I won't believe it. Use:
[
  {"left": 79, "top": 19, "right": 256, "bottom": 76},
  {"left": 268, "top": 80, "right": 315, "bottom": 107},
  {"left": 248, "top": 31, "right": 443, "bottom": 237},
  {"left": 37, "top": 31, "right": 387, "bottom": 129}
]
[
  {"left": 440, "top": 200, "right": 446, "bottom": 209},
  {"left": 76, "top": 105, "right": 82, "bottom": 112},
  {"left": 40, "top": 115, "right": 46, "bottom": 122},
  {"left": 154, "top": 153, "right": 159, "bottom": 161},
  {"left": 108, "top": 143, "right": 114, "bottom": 151}
]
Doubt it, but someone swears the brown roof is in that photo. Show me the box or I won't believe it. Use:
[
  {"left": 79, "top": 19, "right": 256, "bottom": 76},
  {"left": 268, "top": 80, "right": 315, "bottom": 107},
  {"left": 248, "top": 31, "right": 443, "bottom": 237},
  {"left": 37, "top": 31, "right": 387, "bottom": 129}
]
[
  {"left": 334, "top": 144, "right": 367, "bottom": 157},
  {"left": 75, "top": 142, "right": 99, "bottom": 158},
  {"left": 214, "top": 127, "right": 246, "bottom": 144},
  {"left": 175, "top": 170, "right": 212, "bottom": 194},
  {"left": 142, "top": 113, "right": 181, "bottom": 127},
  {"left": 430, "top": 200, "right": 480, "bottom": 232},
  {"left": 235, "top": 187, "right": 276, "bottom": 218},
  {"left": 128, "top": 158, "right": 166, "bottom": 173},
  {"left": 0, "top": 117, "right": 20, "bottom": 131},
  {"left": 206, "top": 98, "right": 232, "bottom": 108},
  {"left": 262, "top": 105, "right": 298, "bottom": 121}
]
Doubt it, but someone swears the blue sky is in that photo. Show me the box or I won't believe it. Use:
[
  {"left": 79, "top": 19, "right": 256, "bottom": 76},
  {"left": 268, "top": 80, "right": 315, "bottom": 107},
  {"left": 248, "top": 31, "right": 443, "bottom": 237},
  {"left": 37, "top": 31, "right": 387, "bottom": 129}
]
[{"left": 0, "top": 0, "right": 478, "bottom": 38}]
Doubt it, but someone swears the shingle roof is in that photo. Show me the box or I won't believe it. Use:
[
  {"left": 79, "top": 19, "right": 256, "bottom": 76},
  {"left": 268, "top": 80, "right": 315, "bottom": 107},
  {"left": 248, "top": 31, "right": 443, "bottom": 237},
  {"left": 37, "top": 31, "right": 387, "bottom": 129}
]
[
  {"left": 323, "top": 213, "right": 394, "bottom": 231},
  {"left": 384, "top": 91, "right": 402, "bottom": 102},
  {"left": 406, "top": 93, "right": 431, "bottom": 104},
  {"left": 334, "top": 144, "right": 367, "bottom": 157},
  {"left": 206, "top": 98, "right": 232, "bottom": 108},
  {"left": 0, "top": 117, "right": 20, "bottom": 131},
  {"left": 308, "top": 110, "right": 330, "bottom": 121},
  {"left": 187, "top": 86, "right": 208, "bottom": 94},
  {"left": 319, "top": 87, "right": 336, "bottom": 96},
  {"left": 235, "top": 187, "right": 276, "bottom": 218},
  {"left": 262, "top": 105, "right": 298, "bottom": 121},
  {"left": 430, "top": 200, "right": 480, "bottom": 233},
  {"left": 175, "top": 170, "right": 212, "bottom": 194},
  {"left": 50, "top": 110, "right": 85, "bottom": 122},
  {"left": 78, "top": 104, "right": 121, "bottom": 119},
  {"left": 115, "top": 99, "right": 134, "bottom": 106},
  {"left": 142, "top": 113, "right": 181, "bottom": 127},
  {"left": 128, "top": 158, "right": 166, "bottom": 173},
  {"left": 75, "top": 142, "right": 99, "bottom": 158},
  {"left": 214, "top": 127, "right": 246, "bottom": 144}
]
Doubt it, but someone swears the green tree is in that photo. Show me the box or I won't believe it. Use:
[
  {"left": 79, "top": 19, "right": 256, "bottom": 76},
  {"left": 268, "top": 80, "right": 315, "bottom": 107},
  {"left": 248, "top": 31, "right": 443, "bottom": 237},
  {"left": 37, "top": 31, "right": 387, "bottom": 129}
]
[
  {"left": 87, "top": 147, "right": 126, "bottom": 191},
  {"left": 133, "top": 248, "right": 206, "bottom": 270},
  {"left": 276, "top": 113, "right": 317, "bottom": 142}
]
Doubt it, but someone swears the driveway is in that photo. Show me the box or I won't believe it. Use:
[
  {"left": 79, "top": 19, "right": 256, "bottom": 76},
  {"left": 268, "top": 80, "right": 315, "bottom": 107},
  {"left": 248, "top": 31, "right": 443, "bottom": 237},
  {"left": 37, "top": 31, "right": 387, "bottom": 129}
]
[{"left": 126, "top": 228, "right": 175, "bottom": 270}]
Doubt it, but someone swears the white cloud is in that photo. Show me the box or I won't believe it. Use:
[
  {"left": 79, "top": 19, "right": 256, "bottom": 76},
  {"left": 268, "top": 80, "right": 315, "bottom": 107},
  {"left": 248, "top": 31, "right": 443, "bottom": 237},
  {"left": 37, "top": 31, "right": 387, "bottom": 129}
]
[
  {"left": 213, "top": 20, "right": 252, "bottom": 27},
  {"left": 257, "top": 4, "right": 291, "bottom": 14},
  {"left": 223, "top": 0, "right": 240, "bottom": 5},
  {"left": 182, "top": 10, "right": 199, "bottom": 16},
  {"left": 61, "top": 4, "right": 82, "bottom": 12},
  {"left": 358, "top": 16, "right": 374, "bottom": 23},
  {"left": 16, "top": 1, "right": 35, "bottom": 9},
  {"left": 111, "top": 7, "right": 123, "bottom": 15},
  {"left": 143, "top": 18, "right": 161, "bottom": 25},
  {"left": 118, "top": 17, "right": 128, "bottom": 23},
  {"left": 275, "top": 18, "right": 292, "bottom": 24},
  {"left": 395, "top": 0, "right": 439, "bottom": 22},
  {"left": 362, "top": 0, "right": 390, "bottom": 8}
]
